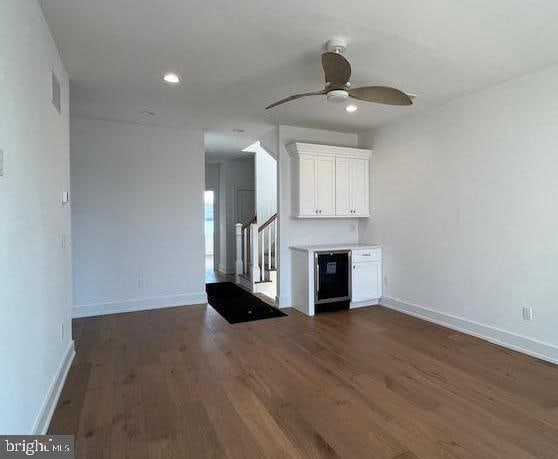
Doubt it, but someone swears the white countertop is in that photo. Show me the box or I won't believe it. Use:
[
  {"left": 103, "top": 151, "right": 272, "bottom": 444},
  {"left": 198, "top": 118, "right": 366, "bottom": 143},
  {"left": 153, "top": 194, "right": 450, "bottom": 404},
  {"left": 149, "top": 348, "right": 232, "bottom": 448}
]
[{"left": 290, "top": 243, "right": 382, "bottom": 253}]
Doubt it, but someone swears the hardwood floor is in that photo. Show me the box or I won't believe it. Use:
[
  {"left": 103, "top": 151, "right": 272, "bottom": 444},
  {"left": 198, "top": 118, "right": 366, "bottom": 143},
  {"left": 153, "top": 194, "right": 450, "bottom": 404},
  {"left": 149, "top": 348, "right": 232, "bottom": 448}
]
[
  {"left": 205, "top": 256, "right": 233, "bottom": 284},
  {"left": 49, "top": 304, "right": 558, "bottom": 458}
]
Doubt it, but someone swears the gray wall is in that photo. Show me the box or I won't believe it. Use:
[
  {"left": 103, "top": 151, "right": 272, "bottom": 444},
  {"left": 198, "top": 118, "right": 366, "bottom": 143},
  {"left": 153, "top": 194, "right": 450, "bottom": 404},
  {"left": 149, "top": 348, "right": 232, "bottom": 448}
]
[
  {"left": 71, "top": 118, "right": 206, "bottom": 316},
  {"left": 359, "top": 63, "right": 558, "bottom": 362},
  {"left": 0, "top": 0, "right": 72, "bottom": 433}
]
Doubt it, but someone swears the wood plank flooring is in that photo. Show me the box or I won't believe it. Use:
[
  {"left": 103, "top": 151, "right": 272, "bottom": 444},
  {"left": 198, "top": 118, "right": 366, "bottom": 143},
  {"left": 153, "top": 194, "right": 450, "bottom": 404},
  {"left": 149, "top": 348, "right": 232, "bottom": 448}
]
[{"left": 49, "top": 304, "right": 558, "bottom": 458}]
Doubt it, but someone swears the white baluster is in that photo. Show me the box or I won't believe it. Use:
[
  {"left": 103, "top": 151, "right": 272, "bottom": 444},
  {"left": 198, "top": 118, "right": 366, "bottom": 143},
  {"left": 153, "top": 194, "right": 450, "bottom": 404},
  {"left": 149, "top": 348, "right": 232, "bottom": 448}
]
[
  {"left": 250, "top": 224, "right": 260, "bottom": 287},
  {"left": 273, "top": 220, "right": 277, "bottom": 270},
  {"left": 261, "top": 231, "right": 265, "bottom": 281},
  {"left": 268, "top": 226, "right": 272, "bottom": 271},
  {"left": 243, "top": 229, "right": 248, "bottom": 275}
]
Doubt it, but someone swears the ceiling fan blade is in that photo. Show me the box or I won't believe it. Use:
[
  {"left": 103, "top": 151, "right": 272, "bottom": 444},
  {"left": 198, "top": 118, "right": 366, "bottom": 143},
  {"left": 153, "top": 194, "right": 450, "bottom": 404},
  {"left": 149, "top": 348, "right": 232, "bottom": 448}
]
[
  {"left": 265, "top": 90, "right": 327, "bottom": 109},
  {"left": 349, "top": 86, "right": 413, "bottom": 105},
  {"left": 321, "top": 52, "right": 351, "bottom": 87}
]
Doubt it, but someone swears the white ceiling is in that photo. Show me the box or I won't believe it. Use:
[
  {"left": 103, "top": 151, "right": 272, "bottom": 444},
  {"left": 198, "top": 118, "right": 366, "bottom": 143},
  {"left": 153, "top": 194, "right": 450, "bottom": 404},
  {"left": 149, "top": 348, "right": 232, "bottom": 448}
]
[{"left": 40, "top": 0, "right": 558, "bottom": 155}]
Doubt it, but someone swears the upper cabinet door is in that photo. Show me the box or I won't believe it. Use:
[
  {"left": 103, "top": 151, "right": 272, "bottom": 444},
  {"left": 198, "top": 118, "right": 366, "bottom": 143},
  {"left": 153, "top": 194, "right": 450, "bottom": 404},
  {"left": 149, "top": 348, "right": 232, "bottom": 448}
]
[
  {"left": 298, "top": 155, "right": 317, "bottom": 216},
  {"left": 316, "top": 156, "right": 336, "bottom": 216},
  {"left": 350, "top": 158, "right": 369, "bottom": 216},
  {"left": 335, "top": 158, "right": 351, "bottom": 216}
]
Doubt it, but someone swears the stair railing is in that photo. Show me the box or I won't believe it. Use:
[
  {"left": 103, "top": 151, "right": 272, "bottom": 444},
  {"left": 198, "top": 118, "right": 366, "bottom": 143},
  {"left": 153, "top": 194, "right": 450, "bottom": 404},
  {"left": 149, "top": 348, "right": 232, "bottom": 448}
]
[
  {"left": 235, "top": 213, "right": 277, "bottom": 288},
  {"left": 257, "top": 213, "right": 277, "bottom": 280}
]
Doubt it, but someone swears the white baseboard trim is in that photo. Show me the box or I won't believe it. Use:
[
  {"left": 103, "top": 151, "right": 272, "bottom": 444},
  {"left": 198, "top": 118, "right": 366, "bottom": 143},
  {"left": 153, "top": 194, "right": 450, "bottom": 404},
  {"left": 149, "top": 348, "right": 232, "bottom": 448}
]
[
  {"left": 31, "top": 340, "right": 75, "bottom": 434},
  {"left": 72, "top": 292, "right": 208, "bottom": 318},
  {"left": 350, "top": 299, "right": 379, "bottom": 309},
  {"left": 380, "top": 296, "right": 558, "bottom": 366}
]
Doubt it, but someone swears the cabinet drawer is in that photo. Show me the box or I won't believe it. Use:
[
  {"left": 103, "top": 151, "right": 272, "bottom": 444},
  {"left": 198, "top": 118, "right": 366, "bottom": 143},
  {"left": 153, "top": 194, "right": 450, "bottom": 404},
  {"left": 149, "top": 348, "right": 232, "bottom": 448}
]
[{"left": 352, "top": 248, "right": 381, "bottom": 263}]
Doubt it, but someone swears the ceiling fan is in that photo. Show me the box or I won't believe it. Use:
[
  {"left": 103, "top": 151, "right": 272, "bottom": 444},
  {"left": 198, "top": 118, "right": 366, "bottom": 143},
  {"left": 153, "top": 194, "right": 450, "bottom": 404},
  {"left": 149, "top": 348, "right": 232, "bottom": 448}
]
[{"left": 265, "top": 38, "right": 413, "bottom": 110}]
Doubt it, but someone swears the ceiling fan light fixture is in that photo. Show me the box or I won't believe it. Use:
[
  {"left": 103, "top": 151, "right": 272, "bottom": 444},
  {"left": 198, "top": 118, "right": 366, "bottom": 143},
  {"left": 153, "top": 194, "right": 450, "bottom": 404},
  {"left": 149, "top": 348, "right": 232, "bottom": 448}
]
[
  {"left": 345, "top": 104, "right": 358, "bottom": 113},
  {"left": 326, "top": 89, "right": 349, "bottom": 103}
]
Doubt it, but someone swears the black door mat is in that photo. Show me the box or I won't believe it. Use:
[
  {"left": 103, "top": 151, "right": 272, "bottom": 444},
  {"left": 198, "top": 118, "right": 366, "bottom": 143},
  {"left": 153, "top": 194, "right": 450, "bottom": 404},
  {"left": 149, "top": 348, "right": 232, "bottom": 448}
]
[{"left": 206, "top": 282, "right": 287, "bottom": 324}]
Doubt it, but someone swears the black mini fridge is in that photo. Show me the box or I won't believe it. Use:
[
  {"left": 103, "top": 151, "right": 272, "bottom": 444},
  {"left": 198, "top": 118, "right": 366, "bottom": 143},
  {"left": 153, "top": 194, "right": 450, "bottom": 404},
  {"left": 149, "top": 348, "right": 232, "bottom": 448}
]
[{"left": 314, "top": 250, "right": 351, "bottom": 313}]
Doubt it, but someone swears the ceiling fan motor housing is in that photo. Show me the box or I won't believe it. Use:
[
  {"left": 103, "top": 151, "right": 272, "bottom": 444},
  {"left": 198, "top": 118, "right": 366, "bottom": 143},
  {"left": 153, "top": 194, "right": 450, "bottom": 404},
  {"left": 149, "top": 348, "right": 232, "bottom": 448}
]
[
  {"left": 325, "top": 37, "right": 347, "bottom": 53},
  {"left": 326, "top": 89, "right": 349, "bottom": 102}
]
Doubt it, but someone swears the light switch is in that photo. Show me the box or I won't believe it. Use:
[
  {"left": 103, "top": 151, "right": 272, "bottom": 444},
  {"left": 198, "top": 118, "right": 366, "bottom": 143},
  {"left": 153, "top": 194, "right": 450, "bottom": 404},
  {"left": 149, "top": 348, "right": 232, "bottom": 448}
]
[{"left": 61, "top": 191, "right": 69, "bottom": 204}]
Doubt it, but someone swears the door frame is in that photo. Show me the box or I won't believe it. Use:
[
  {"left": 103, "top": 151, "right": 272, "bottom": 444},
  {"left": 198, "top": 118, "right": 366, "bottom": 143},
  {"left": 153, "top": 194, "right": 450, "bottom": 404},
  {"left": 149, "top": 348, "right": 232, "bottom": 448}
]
[{"left": 205, "top": 188, "right": 219, "bottom": 271}]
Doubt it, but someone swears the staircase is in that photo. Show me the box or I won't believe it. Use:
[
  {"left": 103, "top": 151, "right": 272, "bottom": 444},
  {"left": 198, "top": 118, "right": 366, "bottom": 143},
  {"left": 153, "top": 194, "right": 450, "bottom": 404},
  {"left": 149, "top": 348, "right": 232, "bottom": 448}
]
[{"left": 235, "top": 213, "right": 277, "bottom": 298}]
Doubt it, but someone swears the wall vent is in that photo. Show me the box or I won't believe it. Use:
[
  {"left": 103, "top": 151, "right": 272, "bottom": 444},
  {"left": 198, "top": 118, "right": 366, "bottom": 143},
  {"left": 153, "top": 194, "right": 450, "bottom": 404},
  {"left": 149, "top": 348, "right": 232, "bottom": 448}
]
[{"left": 51, "top": 71, "right": 61, "bottom": 114}]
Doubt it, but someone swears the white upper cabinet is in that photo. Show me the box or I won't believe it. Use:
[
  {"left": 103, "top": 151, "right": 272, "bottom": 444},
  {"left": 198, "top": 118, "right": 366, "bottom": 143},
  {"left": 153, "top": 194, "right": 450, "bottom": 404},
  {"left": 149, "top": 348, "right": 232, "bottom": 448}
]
[
  {"left": 294, "top": 154, "right": 335, "bottom": 217},
  {"left": 335, "top": 158, "right": 351, "bottom": 216},
  {"left": 298, "top": 155, "right": 317, "bottom": 216},
  {"left": 288, "top": 143, "right": 371, "bottom": 218},
  {"left": 350, "top": 158, "right": 370, "bottom": 217},
  {"left": 316, "top": 156, "right": 336, "bottom": 216}
]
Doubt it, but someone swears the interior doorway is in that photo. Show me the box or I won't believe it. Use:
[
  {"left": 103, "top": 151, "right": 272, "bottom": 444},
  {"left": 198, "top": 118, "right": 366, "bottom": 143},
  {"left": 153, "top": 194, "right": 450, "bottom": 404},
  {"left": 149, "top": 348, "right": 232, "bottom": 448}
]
[{"left": 204, "top": 190, "right": 215, "bottom": 275}]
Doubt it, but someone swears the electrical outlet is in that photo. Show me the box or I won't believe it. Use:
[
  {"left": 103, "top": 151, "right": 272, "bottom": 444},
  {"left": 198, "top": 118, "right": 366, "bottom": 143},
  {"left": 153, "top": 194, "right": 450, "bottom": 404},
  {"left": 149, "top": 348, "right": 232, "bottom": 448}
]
[
  {"left": 0, "top": 149, "right": 4, "bottom": 177},
  {"left": 61, "top": 323, "right": 65, "bottom": 340},
  {"left": 522, "top": 306, "right": 533, "bottom": 321},
  {"left": 61, "top": 234, "right": 67, "bottom": 249},
  {"left": 384, "top": 276, "right": 389, "bottom": 286},
  {"left": 138, "top": 278, "right": 145, "bottom": 289},
  {"left": 349, "top": 224, "right": 357, "bottom": 233}
]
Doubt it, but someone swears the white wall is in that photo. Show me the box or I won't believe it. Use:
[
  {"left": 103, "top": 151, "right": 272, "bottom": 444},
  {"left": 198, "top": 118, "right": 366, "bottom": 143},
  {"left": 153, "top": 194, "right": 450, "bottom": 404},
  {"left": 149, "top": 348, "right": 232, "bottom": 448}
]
[
  {"left": 277, "top": 126, "right": 359, "bottom": 306},
  {"left": 71, "top": 118, "right": 206, "bottom": 317},
  {"left": 205, "top": 163, "right": 220, "bottom": 267},
  {"left": 255, "top": 143, "right": 277, "bottom": 225},
  {"left": 260, "top": 128, "right": 278, "bottom": 160},
  {"left": 359, "top": 63, "right": 558, "bottom": 363},
  {"left": 217, "top": 156, "right": 255, "bottom": 272},
  {"left": 0, "top": 1, "right": 72, "bottom": 433}
]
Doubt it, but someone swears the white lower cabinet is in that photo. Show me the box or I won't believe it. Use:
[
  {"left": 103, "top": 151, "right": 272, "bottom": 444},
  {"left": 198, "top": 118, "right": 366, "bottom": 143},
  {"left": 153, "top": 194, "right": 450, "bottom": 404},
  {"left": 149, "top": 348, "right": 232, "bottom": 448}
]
[{"left": 351, "top": 249, "right": 382, "bottom": 306}]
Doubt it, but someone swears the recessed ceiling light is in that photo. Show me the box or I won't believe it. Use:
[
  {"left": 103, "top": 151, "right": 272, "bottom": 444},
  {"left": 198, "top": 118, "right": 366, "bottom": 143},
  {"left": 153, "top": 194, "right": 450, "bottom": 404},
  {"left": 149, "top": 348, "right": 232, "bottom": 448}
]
[
  {"left": 232, "top": 128, "right": 245, "bottom": 133},
  {"left": 140, "top": 110, "right": 156, "bottom": 116},
  {"left": 163, "top": 73, "right": 180, "bottom": 84},
  {"left": 345, "top": 104, "right": 358, "bottom": 113}
]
